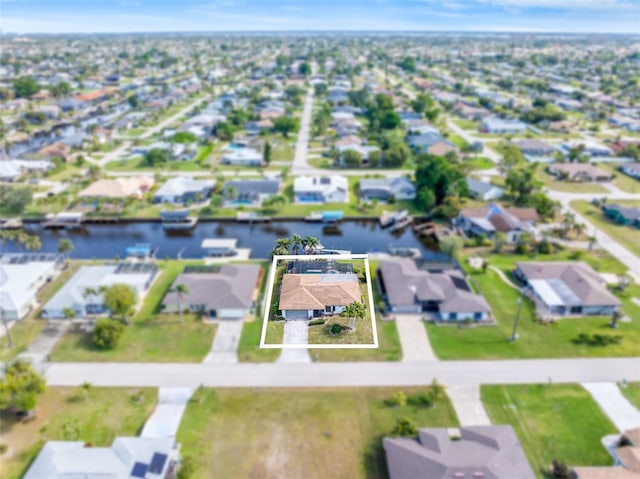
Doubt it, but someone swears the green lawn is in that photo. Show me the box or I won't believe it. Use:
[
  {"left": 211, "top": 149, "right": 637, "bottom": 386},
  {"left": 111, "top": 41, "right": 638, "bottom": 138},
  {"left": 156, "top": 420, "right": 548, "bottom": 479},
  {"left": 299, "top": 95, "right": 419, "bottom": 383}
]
[
  {"left": 427, "top": 251, "right": 640, "bottom": 360},
  {"left": 465, "top": 156, "right": 495, "bottom": 170},
  {"left": 620, "top": 383, "right": 640, "bottom": 409},
  {"left": 598, "top": 162, "right": 640, "bottom": 194},
  {"left": 237, "top": 318, "right": 281, "bottom": 362},
  {"left": 482, "top": 384, "right": 617, "bottom": 477},
  {"left": 49, "top": 260, "right": 216, "bottom": 362},
  {"left": 0, "top": 387, "right": 156, "bottom": 479},
  {"left": 538, "top": 170, "right": 609, "bottom": 194},
  {"left": 571, "top": 200, "right": 640, "bottom": 258},
  {"left": 177, "top": 386, "right": 458, "bottom": 479},
  {"left": 452, "top": 118, "right": 479, "bottom": 130},
  {"left": 449, "top": 133, "right": 470, "bottom": 149},
  {"left": 105, "top": 156, "right": 205, "bottom": 172}
]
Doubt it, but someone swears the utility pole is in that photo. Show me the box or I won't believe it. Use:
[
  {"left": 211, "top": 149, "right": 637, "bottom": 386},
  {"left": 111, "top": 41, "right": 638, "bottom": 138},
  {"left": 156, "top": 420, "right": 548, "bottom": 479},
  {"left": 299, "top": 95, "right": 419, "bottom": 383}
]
[
  {"left": 510, "top": 295, "right": 523, "bottom": 341},
  {"left": 1, "top": 308, "right": 13, "bottom": 349}
]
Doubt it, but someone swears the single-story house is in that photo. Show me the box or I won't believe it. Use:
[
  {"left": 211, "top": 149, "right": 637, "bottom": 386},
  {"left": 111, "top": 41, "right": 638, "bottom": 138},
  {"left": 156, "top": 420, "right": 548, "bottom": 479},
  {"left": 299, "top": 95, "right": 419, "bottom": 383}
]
[
  {"left": 223, "top": 179, "right": 280, "bottom": 207},
  {"left": 547, "top": 163, "right": 613, "bottom": 182},
  {"left": 279, "top": 272, "right": 362, "bottom": 319},
  {"left": 335, "top": 144, "right": 380, "bottom": 165},
  {"left": 220, "top": 147, "right": 263, "bottom": 166},
  {"left": 294, "top": 175, "right": 348, "bottom": 203},
  {"left": 0, "top": 254, "right": 62, "bottom": 321},
  {"left": 378, "top": 259, "right": 491, "bottom": 321},
  {"left": 384, "top": 425, "right": 536, "bottom": 479},
  {"left": 359, "top": 177, "right": 416, "bottom": 202},
  {"left": 562, "top": 140, "right": 613, "bottom": 158},
  {"left": 407, "top": 132, "right": 448, "bottom": 153},
  {"left": 514, "top": 261, "right": 621, "bottom": 316},
  {"left": 78, "top": 177, "right": 155, "bottom": 200},
  {"left": 515, "top": 139, "right": 557, "bottom": 157},
  {"left": 426, "top": 141, "right": 457, "bottom": 156},
  {"left": 153, "top": 177, "right": 214, "bottom": 204},
  {"left": 481, "top": 116, "right": 527, "bottom": 134},
  {"left": 466, "top": 177, "right": 504, "bottom": 201},
  {"left": 162, "top": 264, "right": 261, "bottom": 319},
  {"left": 0, "top": 161, "right": 22, "bottom": 182},
  {"left": 42, "top": 263, "right": 158, "bottom": 319},
  {"left": 24, "top": 437, "right": 179, "bottom": 479},
  {"left": 36, "top": 141, "right": 72, "bottom": 161},
  {"left": 572, "top": 427, "right": 640, "bottom": 479},
  {"left": 619, "top": 162, "right": 640, "bottom": 180},
  {"left": 603, "top": 204, "right": 640, "bottom": 227},
  {"left": 456, "top": 203, "right": 539, "bottom": 244}
]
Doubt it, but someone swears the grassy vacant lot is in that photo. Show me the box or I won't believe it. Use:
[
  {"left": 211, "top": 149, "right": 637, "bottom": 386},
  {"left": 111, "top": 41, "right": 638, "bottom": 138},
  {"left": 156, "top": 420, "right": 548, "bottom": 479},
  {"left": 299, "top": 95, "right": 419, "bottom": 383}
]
[
  {"left": 482, "top": 384, "right": 617, "bottom": 477},
  {"left": 620, "top": 383, "right": 640, "bottom": 409},
  {"left": 427, "top": 250, "right": 640, "bottom": 360},
  {"left": 50, "top": 260, "right": 216, "bottom": 362},
  {"left": 0, "top": 387, "right": 156, "bottom": 479},
  {"left": 597, "top": 162, "right": 640, "bottom": 194},
  {"left": 571, "top": 200, "right": 640, "bottom": 258},
  {"left": 538, "top": 169, "right": 609, "bottom": 194},
  {"left": 177, "top": 387, "right": 458, "bottom": 479}
]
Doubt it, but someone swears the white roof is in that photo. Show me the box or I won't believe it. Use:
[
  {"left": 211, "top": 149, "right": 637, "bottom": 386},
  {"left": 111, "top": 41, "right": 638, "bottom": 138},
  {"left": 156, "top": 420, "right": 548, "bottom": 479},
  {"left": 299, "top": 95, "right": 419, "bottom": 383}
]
[
  {"left": 222, "top": 147, "right": 262, "bottom": 161},
  {"left": 294, "top": 175, "right": 348, "bottom": 193},
  {"left": 201, "top": 238, "right": 238, "bottom": 249},
  {"left": 155, "top": 176, "right": 214, "bottom": 198},
  {"left": 0, "top": 161, "right": 21, "bottom": 178},
  {"left": 0, "top": 262, "right": 57, "bottom": 314}
]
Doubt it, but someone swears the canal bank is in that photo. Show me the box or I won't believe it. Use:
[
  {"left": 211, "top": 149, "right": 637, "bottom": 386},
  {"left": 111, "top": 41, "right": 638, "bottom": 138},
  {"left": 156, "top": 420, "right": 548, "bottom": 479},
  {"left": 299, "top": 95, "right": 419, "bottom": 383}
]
[{"left": 4, "top": 220, "right": 441, "bottom": 260}]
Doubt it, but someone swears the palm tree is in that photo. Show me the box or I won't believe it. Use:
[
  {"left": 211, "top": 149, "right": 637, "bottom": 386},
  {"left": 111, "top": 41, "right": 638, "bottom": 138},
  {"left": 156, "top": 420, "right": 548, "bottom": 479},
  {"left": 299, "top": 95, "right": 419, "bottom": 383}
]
[
  {"left": 58, "top": 238, "right": 74, "bottom": 261},
  {"left": 171, "top": 283, "right": 190, "bottom": 323},
  {"left": 572, "top": 222, "right": 586, "bottom": 239},
  {"left": 25, "top": 235, "right": 42, "bottom": 252},
  {"left": 273, "top": 237, "right": 291, "bottom": 256},
  {"left": 341, "top": 301, "right": 365, "bottom": 331},
  {"left": 290, "top": 234, "right": 303, "bottom": 255},
  {"left": 302, "top": 236, "right": 320, "bottom": 254},
  {"left": 80, "top": 381, "right": 92, "bottom": 401}
]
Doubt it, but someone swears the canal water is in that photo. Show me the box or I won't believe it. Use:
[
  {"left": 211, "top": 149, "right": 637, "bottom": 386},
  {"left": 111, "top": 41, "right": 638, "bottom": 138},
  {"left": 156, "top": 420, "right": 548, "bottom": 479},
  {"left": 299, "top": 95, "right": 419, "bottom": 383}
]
[{"left": 4, "top": 220, "right": 442, "bottom": 260}]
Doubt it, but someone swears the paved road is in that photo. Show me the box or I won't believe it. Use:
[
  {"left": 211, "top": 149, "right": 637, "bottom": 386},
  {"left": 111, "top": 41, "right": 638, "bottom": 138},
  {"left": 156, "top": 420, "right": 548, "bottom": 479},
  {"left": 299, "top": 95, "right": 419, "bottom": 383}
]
[
  {"left": 292, "top": 89, "right": 314, "bottom": 175},
  {"left": 394, "top": 315, "right": 436, "bottom": 361},
  {"left": 582, "top": 382, "right": 640, "bottom": 432},
  {"left": 140, "top": 94, "right": 212, "bottom": 140},
  {"left": 44, "top": 357, "right": 640, "bottom": 388}
]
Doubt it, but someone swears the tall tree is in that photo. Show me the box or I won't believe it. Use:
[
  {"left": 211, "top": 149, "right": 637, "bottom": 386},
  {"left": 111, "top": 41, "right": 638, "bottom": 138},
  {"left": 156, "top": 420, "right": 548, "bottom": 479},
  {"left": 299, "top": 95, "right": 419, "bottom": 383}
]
[
  {"left": 172, "top": 284, "right": 190, "bottom": 324},
  {"left": 57, "top": 238, "right": 74, "bottom": 260},
  {"left": 0, "top": 360, "right": 46, "bottom": 412},
  {"left": 102, "top": 284, "right": 138, "bottom": 324}
]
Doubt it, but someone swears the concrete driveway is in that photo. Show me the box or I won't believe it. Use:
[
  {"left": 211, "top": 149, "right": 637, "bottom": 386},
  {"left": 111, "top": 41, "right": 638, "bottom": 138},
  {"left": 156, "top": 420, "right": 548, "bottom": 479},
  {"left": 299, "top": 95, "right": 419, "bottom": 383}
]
[
  {"left": 18, "top": 322, "right": 69, "bottom": 364},
  {"left": 141, "top": 387, "right": 192, "bottom": 438},
  {"left": 582, "top": 382, "right": 640, "bottom": 432},
  {"left": 278, "top": 319, "right": 311, "bottom": 363},
  {"left": 394, "top": 315, "right": 436, "bottom": 361},
  {"left": 203, "top": 320, "right": 244, "bottom": 364},
  {"left": 447, "top": 384, "right": 492, "bottom": 426}
]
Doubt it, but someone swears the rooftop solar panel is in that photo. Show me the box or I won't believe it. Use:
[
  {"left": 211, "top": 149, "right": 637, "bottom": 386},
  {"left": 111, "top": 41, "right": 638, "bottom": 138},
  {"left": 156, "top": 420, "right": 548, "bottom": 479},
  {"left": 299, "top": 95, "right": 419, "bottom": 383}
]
[
  {"left": 149, "top": 452, "right": 168, "bottom": 474},
  {"left": 131, "top": 462, "right": 148, "bottom": 478}
]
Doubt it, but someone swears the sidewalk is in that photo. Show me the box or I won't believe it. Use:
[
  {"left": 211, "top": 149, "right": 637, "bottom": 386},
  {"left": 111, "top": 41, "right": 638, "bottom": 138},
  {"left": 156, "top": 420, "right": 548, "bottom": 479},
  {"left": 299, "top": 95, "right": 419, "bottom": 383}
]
[{"left": 582, "top": 382, "right": 640, "bottom": 432}]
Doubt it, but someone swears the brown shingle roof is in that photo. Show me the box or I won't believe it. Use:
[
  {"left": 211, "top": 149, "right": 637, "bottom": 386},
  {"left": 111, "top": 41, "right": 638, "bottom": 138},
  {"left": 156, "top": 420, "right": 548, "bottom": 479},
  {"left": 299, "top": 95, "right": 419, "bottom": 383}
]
[{"left": 279, "top": 273, "right": 361, "bottom": 310}]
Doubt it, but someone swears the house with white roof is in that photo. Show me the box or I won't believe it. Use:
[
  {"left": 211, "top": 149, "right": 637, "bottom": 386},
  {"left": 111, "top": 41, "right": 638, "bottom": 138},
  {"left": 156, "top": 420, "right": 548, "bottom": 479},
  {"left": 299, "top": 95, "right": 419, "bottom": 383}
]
[
  {"left": 24, "top": 437, "right": 179, "bottom": 479},
  {"left": 153, "top": 177, "right": 214, "bottom": 204},
  {"left": 220, "top": 147, "right": 263, "bottom": 166},
  {"left": 42, "top": 263, "right": 158, "bottom": 319},
  {"left": 0, "top": 254, "right": 62, "bottom": 321},
  {"left": 481, "top": 116, "right": 527, "bottom": 134},
  {"left": 294, "top": 175, "right": 349, "bottom": 203}
]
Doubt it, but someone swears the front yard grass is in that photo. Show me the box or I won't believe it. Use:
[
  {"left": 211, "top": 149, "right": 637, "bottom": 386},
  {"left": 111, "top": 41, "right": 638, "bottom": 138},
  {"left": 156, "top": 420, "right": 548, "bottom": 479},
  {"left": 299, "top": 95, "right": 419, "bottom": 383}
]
[
  {"left": 0, "top": 387, "right": 156, "bottom": 479},
  {"left": 597, "top": 162, "right": 640, "bottom": 194},
  {"left": 427, "top": 251, "right": 640, "bottom": 360},
  {"left": 104, "top": 156, "right": 204, "bottom": 172},
  {"left": 620, "top": 382, "right": 640, "bottom": 409},
  {"left": 49, "top": 260, "right": 216, "bottom": 362},
  {"left": 538, "top": 169, "right": 609, "bottom": 194},
  {"left": 237, "top": 317, "right": 281, "bottom": 362},
  {"left": 571, "top": 199, "right": 640, "bottom": 258},
  {"left": 464, "top": 155, "right": 494, "bottom": 170},
  {"left": 177, "top": 386, "right": 458, "bottom": 479},
  {"left": 481, "top": 384, "right": 617, "bottom": 477}
]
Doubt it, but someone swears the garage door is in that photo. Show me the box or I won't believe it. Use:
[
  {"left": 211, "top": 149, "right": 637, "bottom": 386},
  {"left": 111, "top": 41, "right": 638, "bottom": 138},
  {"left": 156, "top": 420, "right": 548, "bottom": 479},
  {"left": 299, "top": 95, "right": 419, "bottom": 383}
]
[{"left": 286, "top": 310, "right": 308, "bottom": 320}]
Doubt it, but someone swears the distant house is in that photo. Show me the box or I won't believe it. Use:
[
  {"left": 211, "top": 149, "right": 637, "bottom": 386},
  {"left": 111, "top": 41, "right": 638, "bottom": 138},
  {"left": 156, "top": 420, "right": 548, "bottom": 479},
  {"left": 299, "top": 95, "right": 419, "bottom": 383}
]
[
  {"left": 573, "top": 427, "right": 640, "bottom": 479},
  {"left": 515, "top": 139, "right": 557, "bottom": 157},
  {"left": 294, "top": 175, "right": 348, "bottom": 203},
  {"left": 0, "top": 254, "right": 62, "bottom": 321},
  {"left": 603, "top": 204, "right": 640, "bottom": 227},
  {"left": 514, "top": 261, "right": 621, "bottom": 317},
  {"left": 0, "top": 161, "right": 22, "bottom": 182},
  {"left": 619, "top": 162, "right": 640, "bottom": 180},
  {"left": 456, "top": 203, "right": 538, "bottom": 243},
  {"left": 78, "top": 177, "right": 155, "bottom": 200},
  {"left": 153, "top": 177, "right": 214, "bottom": 204},
  {"left": 359, "top": 177, "right": 416, "bottom": 202},
  {"left": 562, "top": 140, "right": 612, "bottom": 158},
  {"left": 223, "top": 179, "right": 280, "bottom": 207},
  {"left": 279, "top": 271, "right": 362, "bottom": 319},
  {"left": 24, "top": 437, "right": 178, "bottom": 479},
  {"left": 407, "top": 132, "right": 450, "bottom": 153},
  {"left": 378, "top": 259, "right": 491, "bottom": 321},
  {"left": 547, "top": 163, "right": 613, "bottom": 182},
  {"left": 481, "top": 116, "right": 527, "bottom": 134},
  {"left": 42, "top": 263, "right": 158, "bottom": 319},
  {"left": 466, "top": 178, "right": 504, "bottom": 201},
  {"left": 384, "top": 426, "right": 536, "bottom": 479},
  {"left": 335, "top": 144, "right": 380, "bottom": 165},
  {"left": 220, "top": 147, "right": 263, "bottom": 166},
  {"left": 426, "top": 141, "right": 457, "bottom": 156},
  {"left": 162, "top": 264, "right": 261, "bottom": 319},
  {"left": 36, "top": 141, "right": 72, "bottom": 161}
]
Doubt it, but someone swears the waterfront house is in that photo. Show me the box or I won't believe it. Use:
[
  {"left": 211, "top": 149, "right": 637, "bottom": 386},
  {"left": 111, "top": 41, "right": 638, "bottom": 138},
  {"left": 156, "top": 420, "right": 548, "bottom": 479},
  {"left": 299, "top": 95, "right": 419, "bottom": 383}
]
[
  {"left": 162, "top": 264, "right": 261, "bottom": 319},
  {"left": 42, "top": 263, "right": 158, "bottom": 319},
  {"left": 359, "top": 177, "right": 416, "bottom": 202},
  {"left": 222, "top": 179, "right": 281, "bottom": 207},
  {"left": 547, "top": 163, "right": 613, "bottom": 182},
  {"left": 603, "top": 204, "right": 640, "bottom": 227},
  {"left": 153, "top": 177, "right": 214, "bottom": 205},
  {"left": 79, "top": 177, "right": 155, "bottom": 200},
  {"left": 36, "top": 141, "right": 72, "bottom": 161},
  {"left": 384, "top": 426, "right": 536, "bottom": 479},
  {"left": 456, "top": 203, "right": 538, "bottom": 244},
  {"left": 480, "top": 116, "right": 527, "bottom": 134},
  {"left": 294, "top": 175, "right": 348, "bottom": 203},
  {"left": 377, "top": 259, "right": 491, "bottom": 321},
  {"left": 466, "top": 177, "right": 504, "bottom": 201},
  {"left": 514, "top": 261, "right": 621, "bottom": 317}
]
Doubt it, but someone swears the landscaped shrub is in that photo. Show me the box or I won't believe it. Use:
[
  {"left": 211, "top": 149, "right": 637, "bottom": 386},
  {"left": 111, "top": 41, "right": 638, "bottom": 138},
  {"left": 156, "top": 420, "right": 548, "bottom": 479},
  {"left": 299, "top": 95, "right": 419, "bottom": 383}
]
[
  {"left": 572, "top": 333, "right": 622, "bottom": 347},
  {"left": 308, "top": 319, "right": 325, "bottom": 326},
  {"left": 329, "top": 324, "right": 344, "bottom": 335},
  {"left": 92, "top": 318, "right": 125, "bottom": 349},
  {"left": 391, "top": 417, "right": 417, "bottom": 437}
]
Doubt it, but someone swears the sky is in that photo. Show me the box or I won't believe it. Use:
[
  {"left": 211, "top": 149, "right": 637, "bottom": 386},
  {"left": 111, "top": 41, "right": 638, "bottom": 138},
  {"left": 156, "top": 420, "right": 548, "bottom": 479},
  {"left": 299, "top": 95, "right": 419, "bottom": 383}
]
[{"left": 1, "top": 0, "right": 639, "bottom": 34}]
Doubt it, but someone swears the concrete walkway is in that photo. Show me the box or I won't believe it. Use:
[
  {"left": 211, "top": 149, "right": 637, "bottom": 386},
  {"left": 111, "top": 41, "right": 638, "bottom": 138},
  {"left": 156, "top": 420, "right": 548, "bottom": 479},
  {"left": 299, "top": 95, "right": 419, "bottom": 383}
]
[
  {"left": 203, "top": 320, "right": 243, "bottom": 364},
  {"left": 582, "top": 382, "right": 640, "bottom": 432},
  {"left": 18, "top": 322, "right": 69, "bottom": 364},
  {"left": 447, "top": 384, "right": 492, "bottom": 426},
  {"left": 488, "top": 266, "right": 519, "bottom": 290},
  {"left": 141, "top": 387, "right": 192, "bottom": 438},
  {"left": 394, "top": 315, "right": 436, "bottom": 361}
]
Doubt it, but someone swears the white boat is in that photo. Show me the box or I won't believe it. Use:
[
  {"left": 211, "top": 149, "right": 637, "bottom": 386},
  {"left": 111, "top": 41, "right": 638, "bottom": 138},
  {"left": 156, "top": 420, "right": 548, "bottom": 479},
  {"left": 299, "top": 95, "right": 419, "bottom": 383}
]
[
  {"left": 379, "top": 209, "right": 409, "bottom": 228},
  {"left": 160, "top": 210, "right": 198, "bottom": 230}
]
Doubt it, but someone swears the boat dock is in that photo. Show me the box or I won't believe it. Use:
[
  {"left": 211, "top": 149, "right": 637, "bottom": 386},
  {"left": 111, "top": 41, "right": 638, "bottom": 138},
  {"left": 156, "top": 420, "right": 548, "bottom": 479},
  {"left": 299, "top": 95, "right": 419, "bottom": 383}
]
[
  {"left": 236, "top": 212, "right": 271, "bottom": 223},
  {"left": 0, "top": 218, "right": 23, "bottom": 230},
  {"left": 379, "top": 209, "right": 409, "bottom": 228},
  {"left": 389, "top": 216, "right": 413, "bottom": 232},
  {"left": 305, "top": 211, "right": 345, "bottom": 224},
  {"left": 160, "top": 210, "right": 198, "bottom": 230},
  {"left": 43, "top": 212, "right": 85, "bottom": 230},
  {"left": 201, "top": 238, "right": 251, "bottom": 262},
  {"left": 413, "top": 221, "right": 438, "bottom": 238}
]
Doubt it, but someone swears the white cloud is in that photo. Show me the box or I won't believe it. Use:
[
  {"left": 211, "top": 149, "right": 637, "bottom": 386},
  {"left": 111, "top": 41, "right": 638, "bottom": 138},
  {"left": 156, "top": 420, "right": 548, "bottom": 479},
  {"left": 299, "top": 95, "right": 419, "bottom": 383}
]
[{"left": 477, "top": 0, "right": 639, "bottom": 10}]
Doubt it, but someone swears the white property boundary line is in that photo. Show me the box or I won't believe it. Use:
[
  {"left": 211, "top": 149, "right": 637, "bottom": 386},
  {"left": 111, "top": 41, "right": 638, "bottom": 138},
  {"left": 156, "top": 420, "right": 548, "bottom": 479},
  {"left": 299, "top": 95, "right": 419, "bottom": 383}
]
[{"left": 259, "top": 254, "right": 379, "bottom": 349}]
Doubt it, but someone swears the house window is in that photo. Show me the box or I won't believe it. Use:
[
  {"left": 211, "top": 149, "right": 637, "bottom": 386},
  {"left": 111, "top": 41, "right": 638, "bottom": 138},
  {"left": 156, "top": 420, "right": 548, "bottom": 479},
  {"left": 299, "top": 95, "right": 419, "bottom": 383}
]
[{"left": 325, "top": 306, "right": 333, "bottom": 313}]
